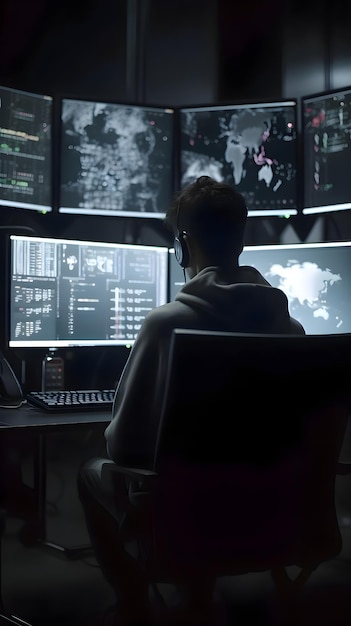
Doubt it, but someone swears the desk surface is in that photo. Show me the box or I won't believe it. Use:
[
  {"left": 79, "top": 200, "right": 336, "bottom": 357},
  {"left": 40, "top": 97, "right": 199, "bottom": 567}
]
[{"left": 0, "top": 402, "right": 111, "bottom": 430}]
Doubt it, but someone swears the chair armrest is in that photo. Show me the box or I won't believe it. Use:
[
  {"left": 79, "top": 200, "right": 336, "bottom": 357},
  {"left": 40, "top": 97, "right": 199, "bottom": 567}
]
[
  {"left": 101, "top": 461, "right": 158, "bottom": 508},
  {"left": 337, "top": 462, "right": 351, "bottom": 475},
  {"left": 103, "top": 462, "right": 158, "bottom": 481}
]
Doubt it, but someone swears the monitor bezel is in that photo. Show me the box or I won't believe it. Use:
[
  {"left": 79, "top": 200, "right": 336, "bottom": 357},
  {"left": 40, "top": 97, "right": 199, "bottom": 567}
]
[
  {"left": 176, "top": 98, "right": 300, "bottom": 218},
  {"left": 56, "top": 94, "right": 176, "bottom": 219},
  {"left": 0, "top": 84, "right": 54, "bottom": 214},
  {"left": 241, "top": 240, "right": 351, "bottom": 253},
  {"left": 301, "top": 85, "right": 351, "bottom": 215},
  {"left": 6, "top": 234, "right": 169, "bottom": 349},
  {"left": 239, "top": 240, "right": 351, "bottom": 335}
]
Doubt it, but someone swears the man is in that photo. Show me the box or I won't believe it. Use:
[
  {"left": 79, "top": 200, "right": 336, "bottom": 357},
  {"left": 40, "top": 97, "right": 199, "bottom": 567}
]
[{"left": 78, "top": 176, "right": 305, "bottom": 625}]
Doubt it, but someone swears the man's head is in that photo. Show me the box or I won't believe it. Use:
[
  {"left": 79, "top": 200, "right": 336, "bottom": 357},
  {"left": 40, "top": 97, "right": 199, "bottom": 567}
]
[{"left": 164, "top": 176, "right": 247, "bottom": 276}]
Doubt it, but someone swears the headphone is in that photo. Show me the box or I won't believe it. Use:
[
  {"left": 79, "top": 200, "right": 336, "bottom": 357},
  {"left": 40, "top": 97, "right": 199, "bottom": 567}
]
[{"left": 173, "top": 199, "right": 189, "bottom": 268}]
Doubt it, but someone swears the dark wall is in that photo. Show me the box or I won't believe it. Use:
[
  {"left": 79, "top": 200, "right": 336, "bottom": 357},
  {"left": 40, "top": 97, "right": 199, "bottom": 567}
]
[
  {"left": 3, "top": 1, "right": 351, "bottom": 107},
  {"left": 282, "top": 0, "right": 351, "bottom": 98},
  {"left": 217, "top": 0, "right": 284, "bottom": 102},
  {"left": 0, "top": 0, "right": 126, "bottom": 100}
]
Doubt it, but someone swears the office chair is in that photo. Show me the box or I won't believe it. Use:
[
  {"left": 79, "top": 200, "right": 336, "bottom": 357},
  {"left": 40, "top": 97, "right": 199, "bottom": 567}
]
[{"left": 105, "top": 329, "right": 351, "bottom": 623}]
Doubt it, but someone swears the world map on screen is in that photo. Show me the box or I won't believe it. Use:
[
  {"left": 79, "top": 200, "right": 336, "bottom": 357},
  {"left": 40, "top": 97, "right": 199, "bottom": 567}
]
[
  {"left": 268, "top": 261, "right": 343, "bottom": 328},
  {"left": 239, "top": 244, "right": 351, "bottom": 335},
  {"left": 180, "top": 105, "right": 297, "bottom": 213}
]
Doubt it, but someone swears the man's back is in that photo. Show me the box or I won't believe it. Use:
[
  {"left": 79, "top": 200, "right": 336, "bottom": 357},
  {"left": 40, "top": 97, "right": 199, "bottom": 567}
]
[{"left": 105, "top": 264, "right": 304, "bottom": 468}]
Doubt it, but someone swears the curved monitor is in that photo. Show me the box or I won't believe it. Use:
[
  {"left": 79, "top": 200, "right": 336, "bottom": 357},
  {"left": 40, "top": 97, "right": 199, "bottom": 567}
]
[
  {"left": 239, "top": 241, "right": 351, "bottom": 334},
  {"left": 0, "top": 85, "right": 53, "bottom": 213},
  {"left": 8, "top": 235, "right": 168, "bottom": 348},
  {"left": 179, "top": 100, "right": 298, "bottom": 217},
  {"left": 302, "top": 87, "right": 351, "bottom": 215},
  {"left": 58, "top": 97, "right": 175, "bottom": 218}
]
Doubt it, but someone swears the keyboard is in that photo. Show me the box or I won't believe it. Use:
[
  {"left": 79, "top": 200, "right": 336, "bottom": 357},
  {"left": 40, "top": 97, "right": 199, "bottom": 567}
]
[{"left": 26, "top": 389, "right": 115, "bottom": 412}]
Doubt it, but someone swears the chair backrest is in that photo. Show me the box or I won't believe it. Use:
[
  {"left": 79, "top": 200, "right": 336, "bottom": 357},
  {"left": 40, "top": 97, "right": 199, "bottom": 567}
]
[{"left": 150, "top": 330, "right": 351, "bottom": 579}]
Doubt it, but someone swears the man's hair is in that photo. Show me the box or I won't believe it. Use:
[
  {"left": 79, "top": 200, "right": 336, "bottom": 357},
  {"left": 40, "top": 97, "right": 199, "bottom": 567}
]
[{"left": 164, "top": 176, "right": 248, "bottom": 262}]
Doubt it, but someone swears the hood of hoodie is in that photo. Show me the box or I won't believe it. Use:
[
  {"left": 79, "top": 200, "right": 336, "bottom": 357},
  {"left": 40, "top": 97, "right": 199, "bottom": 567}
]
[{"left": 174, "top": 265, "right": 292, "bottom": 333}]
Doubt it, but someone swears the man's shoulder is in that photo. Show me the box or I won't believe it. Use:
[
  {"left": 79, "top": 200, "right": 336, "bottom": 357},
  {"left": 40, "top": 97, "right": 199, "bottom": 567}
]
[
  {"left": 142, "top": 300, "right": 186, "bottom": 331},
  {"left": 238, "top": 265, "right": 271, "bottom": 286},
  {"left": 146, "top": 300, "right": 182, "bottom": 319},
  {"left": 141, "top": 299, "right": 203, "bottom": 339}
]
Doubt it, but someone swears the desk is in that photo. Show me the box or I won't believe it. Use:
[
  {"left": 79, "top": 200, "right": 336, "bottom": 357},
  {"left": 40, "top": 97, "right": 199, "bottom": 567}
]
[
  {"left": 0, "top": 404, "right": 111, "bottom": 557},
  {"left": 0, "top": 403, "right": 110, "bottom": 430}
]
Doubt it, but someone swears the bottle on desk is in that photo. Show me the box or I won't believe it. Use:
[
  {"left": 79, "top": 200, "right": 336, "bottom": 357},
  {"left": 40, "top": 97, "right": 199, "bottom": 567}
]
[{"left": 42, "top": 354, "right": 64, "bottom": 391}]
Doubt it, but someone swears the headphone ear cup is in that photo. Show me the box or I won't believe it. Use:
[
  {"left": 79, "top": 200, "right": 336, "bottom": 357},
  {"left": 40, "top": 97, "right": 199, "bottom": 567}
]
[{"left": 174, "top": 232, "right": 189, "bottom": 268}]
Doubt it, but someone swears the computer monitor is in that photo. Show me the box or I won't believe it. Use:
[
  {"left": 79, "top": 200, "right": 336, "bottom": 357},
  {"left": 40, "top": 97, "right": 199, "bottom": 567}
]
[
  {"left": 302, "top": 86, "right": 351, "bottom": 214},
  {"left": 0, "top": 85, "right": 53, "bottom": 212},
  {"left": 7, "top": 235, "right": 168, "bottom": 348},
  {"left": 58, "top": 97, "right": 175, "bottom": 218},
  {"left": 239, "top": 241, "right": 351, "bottom": 334},
  {"left": 179, "top": 100, "right": 298, "bottom": 217}
]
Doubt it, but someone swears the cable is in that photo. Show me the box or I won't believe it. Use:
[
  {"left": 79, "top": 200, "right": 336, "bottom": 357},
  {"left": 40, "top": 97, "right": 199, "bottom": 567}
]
[
  {"left": 0, "top": 225, "right": 36, "bottom": 234},
  {"left": 0, "top": 399, "right": 27, "bottom": 409}
]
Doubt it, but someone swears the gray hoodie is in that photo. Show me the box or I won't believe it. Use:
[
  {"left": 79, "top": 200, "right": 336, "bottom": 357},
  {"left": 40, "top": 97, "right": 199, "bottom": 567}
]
[{"left": 105, "top": 265, "right": 305, "bottom": 467}]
